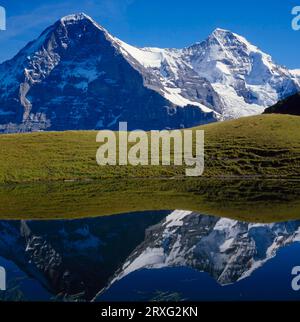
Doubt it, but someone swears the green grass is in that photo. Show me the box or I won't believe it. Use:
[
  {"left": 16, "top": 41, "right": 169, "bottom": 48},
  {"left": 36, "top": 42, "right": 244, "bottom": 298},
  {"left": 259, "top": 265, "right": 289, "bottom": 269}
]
[
  {"left": 0, "top": 114, "right": 300, "bottom": 183},
  {"left": 1, "top": 178, "right": 300, "bottom": 222},
  {"left": 1, "top": 114, "right": 300, "bottom": 222},
  {"left": 201, "top": 113, "right": 300, "bottom": 177}
]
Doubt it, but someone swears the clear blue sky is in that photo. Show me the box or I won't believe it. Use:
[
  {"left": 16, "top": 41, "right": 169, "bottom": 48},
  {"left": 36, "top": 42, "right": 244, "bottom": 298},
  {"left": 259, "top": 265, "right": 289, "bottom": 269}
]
[{"left": 0, "top": 0, "right": 299, "bottom": 68}]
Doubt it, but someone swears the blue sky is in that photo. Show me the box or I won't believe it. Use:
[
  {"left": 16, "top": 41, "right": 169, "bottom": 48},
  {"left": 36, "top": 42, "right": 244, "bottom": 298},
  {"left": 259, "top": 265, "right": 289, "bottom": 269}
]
[{"left": 0, "top": 0, "right": 299, "bottom": 68}]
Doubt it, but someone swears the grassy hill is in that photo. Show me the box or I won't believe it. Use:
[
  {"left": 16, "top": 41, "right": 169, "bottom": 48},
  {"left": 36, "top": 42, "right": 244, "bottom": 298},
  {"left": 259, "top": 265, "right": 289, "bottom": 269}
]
[{"left": 0, "top": 114, "right": 300, "bottom": 184}]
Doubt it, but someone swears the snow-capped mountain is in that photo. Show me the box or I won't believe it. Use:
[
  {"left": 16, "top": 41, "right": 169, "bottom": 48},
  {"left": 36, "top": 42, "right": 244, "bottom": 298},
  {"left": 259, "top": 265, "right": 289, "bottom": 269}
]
[
  {"left": 122, "top": 28, "right": 300, "bottom": 120},
  {"left": 103, "top": 210, "right": 300, "bottom": 289},
  {"left": 182, "top": 29, "right": 299, "bottom": 119},
  {"left": 0, "top": 13, "right": 216, "bottom": 133},
  {"left": 0, "top": 13, "right": 298, "bottom": 133},
  {"left": 291, "top": 69, "right": 300, "bottom": 87}
]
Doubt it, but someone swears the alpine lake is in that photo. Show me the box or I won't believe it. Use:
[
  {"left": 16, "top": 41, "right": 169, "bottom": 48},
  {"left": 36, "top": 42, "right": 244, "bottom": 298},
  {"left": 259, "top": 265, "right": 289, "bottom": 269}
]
[{"left": 0, "top": 178, "right": 300, "bottom": 301}]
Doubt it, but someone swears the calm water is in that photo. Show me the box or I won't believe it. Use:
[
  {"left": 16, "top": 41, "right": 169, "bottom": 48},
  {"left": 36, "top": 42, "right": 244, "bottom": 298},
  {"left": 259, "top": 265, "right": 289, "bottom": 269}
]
[{"left": 0, "top": 210, "right": 300, "bottom": 301}]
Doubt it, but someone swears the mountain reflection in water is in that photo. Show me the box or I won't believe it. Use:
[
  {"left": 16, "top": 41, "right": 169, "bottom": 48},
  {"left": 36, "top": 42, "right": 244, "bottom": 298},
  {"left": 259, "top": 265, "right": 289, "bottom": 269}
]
[{"left": 0, "top": 210, "right": 300, "bottom": 301}]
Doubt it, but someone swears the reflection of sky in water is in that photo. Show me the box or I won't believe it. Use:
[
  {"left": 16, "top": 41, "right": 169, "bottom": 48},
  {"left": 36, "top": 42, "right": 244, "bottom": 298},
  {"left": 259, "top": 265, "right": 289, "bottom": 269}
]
[
  {"left": 0, "top": 256, "right": 51, "bottom": 301},
  {"left": 0, "top": 210, "right": 299, "bottom": 301}
]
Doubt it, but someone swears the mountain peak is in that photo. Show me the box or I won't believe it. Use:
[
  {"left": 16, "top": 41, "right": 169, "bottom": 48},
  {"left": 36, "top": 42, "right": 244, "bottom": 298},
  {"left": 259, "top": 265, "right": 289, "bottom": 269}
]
[
  {"left": 14, "top": 12, "right": 108, "bottom": 60},
  {"left": 58, "top": 12, "right": 107, "bottom": 33},
  {"left": 210, "top": 27, "right": 243, "bottom": 42},
  {"left": 0, "top": 14, "right": 298, "bottom": 134},
  {"left": 212, "top": 27, "right": 232, "bottom": 35},
  {"left": 60, "top": 13, "right": 94, "bottom": 23},
  {"left": 208, "top": 27, "right": 260, "bottom": 54}
]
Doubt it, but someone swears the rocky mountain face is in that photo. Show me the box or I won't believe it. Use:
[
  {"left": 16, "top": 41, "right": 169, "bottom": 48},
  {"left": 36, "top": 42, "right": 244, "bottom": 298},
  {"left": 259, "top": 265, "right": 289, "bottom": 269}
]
[
  {"left": 0, "top": 13, "right": 299, "bottom": 133},
  {"left": 106, "top": 210, "right": 300, "bottom": 288},
  {"left": 291, "top": 69, "right": 300, "bottom": 87},
  {"left": 264, "top": 92, "right": 300, "bottom": 116},
  {"left": 182, "top": 29, "right": 299, "bottom": 119},
  {"left": 0, "top": 13, "right": 216, "bottom": 133}
]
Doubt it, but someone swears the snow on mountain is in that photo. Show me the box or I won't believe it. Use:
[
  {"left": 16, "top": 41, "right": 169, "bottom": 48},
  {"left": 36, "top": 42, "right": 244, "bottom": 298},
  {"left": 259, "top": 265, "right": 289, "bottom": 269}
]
[
  {"left": 182, "top": 28, "right": 299, "bottom": 119},
  {"left": 0, "top": 13, "right": 298, "bottom": 133},
  {"left": 114, "top": 27, "right": 299, "bottom": 120},
  {"left": 113, "top": 40, "right": 221, "bottom": 114},
  {"left": 0, "top": 13, "right": 216, "bottom": 133},
  {"left": 290, "top": 69, "right": 300, "bottom": 86},
  {"left": 291, "top": 69, "right": 300, "bottom": 76}
]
